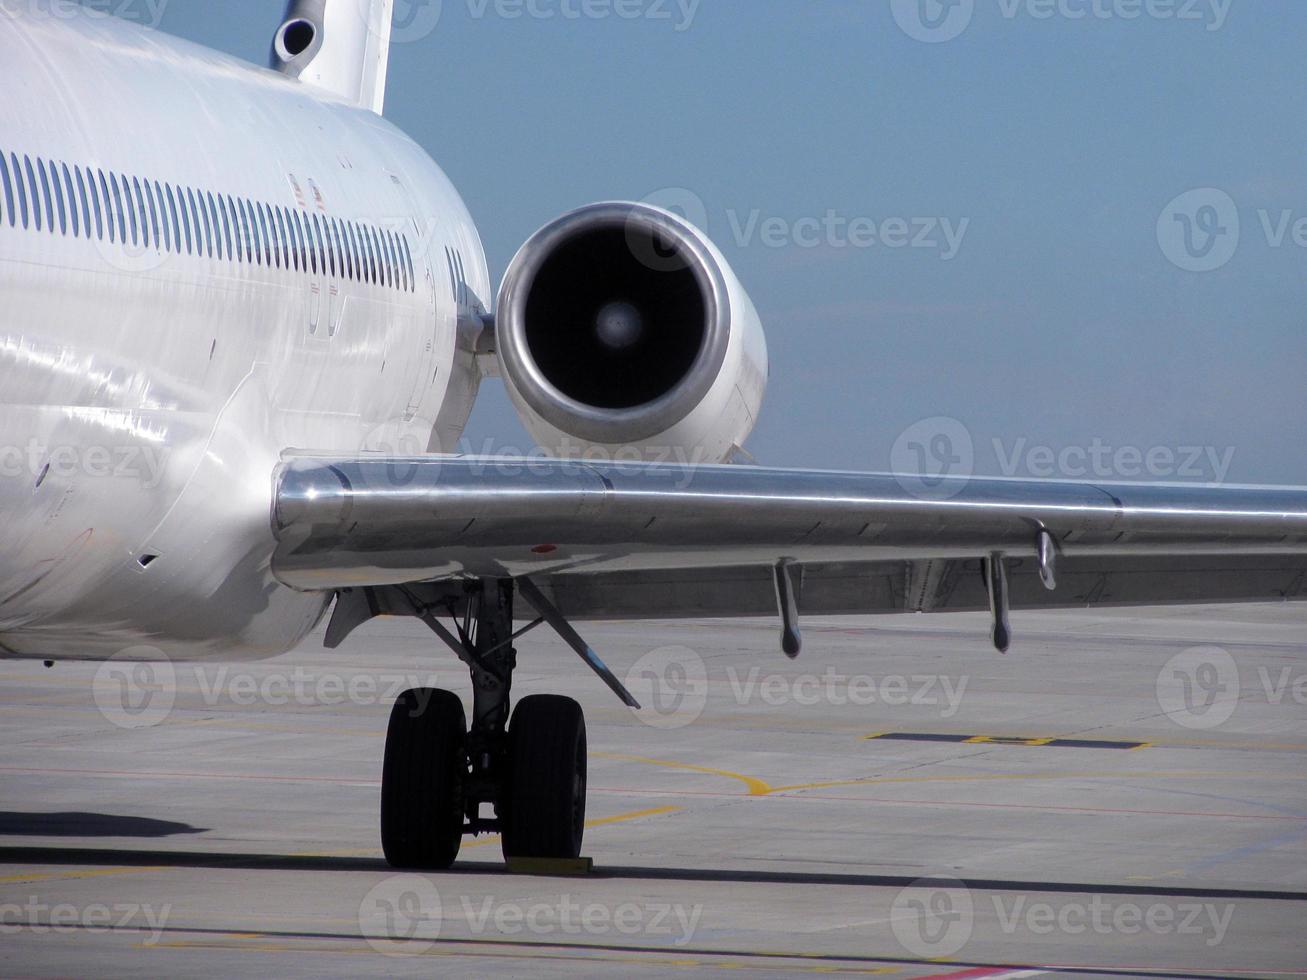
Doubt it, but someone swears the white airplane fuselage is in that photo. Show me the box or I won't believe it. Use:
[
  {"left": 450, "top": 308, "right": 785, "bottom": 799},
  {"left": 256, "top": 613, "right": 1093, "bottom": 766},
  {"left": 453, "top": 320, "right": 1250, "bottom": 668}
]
[{"left": 0, "top": 10, "right": 490, "bottom": 661}]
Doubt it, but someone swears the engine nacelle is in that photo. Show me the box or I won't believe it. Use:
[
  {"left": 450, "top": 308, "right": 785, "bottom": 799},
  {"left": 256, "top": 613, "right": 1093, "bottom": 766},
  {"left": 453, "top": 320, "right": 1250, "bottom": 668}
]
[{"left": 495, "top": 202, "right": 767, "bottom": 464}]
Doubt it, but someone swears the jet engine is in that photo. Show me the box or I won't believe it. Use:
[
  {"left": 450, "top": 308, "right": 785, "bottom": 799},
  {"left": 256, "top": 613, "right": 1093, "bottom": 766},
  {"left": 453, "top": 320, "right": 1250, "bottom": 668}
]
[{"left": 495, "top": 202, "right": 767, "bottom": 464}]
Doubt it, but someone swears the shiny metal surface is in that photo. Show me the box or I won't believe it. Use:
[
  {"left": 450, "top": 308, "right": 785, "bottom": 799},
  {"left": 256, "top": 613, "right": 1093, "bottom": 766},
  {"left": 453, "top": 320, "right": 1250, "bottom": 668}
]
[{"left": 271, "top": 454, "right": 1307, "bottom": 601}]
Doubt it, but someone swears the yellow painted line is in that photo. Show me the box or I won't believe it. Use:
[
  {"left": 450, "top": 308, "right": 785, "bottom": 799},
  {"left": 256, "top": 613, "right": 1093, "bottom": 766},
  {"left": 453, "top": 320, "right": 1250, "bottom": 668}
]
[
  {"left": 0, "top": 865, "right": 168, "bottom": 885},
  {"left": 464, "top": 804, "right": 683, "bottom": 849},
  {"left": 593, "top": 752, "right": 773, "bottom": 796},
  {"left": 587, "top": 804, "right": 682, "bottom": 828}
]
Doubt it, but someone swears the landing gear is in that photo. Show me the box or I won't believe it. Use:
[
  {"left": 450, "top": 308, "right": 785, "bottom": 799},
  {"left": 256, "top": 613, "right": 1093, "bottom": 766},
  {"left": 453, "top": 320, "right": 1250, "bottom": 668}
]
[
  {"left": 502, "top": 694, "right": 587, "bottom": 859},
  {"left": 380, "top": 688, "right": 467, "bottom": 869},
  {"left": 371, "top": 577, "right": 636, "bottom": 869}
]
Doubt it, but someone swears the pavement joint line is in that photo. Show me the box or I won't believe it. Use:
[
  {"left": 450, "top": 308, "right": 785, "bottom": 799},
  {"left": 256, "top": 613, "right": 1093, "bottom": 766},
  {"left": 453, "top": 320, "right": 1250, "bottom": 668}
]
[
  {"left": 137, "top": 936, "right": 905, "bottom": 973},
  {"left": 0, "top": 864, "right": 169, "bottom": 885}
]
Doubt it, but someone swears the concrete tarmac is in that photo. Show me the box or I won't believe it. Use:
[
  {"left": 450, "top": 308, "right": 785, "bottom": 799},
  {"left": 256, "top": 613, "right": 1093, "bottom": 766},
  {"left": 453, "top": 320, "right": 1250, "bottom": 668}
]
[{"left": 1, "top": 603, "right": 1305, "bottom": 978}]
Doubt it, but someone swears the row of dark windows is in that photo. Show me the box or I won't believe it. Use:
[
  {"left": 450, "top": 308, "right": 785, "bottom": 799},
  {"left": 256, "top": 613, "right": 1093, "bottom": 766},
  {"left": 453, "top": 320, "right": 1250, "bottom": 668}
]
[
  {"left": 445, "top": 245, "right": 468, "bottom": 306},
  {"left": 0, "top": 149, "right": 415, "bottom": 293}
]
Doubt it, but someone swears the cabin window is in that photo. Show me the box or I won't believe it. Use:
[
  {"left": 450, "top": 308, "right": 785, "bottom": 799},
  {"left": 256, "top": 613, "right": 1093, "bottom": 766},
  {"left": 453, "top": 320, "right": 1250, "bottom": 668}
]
[
  {"left": 61, "top": 165, "right": 79, "bottom": 238},
  {"left": 10, "top": 154, "right": 28, "bottom": 229},
  {"left": 207, "top": 192, "right": 225, "bottom": 261},
  {"left": 382, "top": 228, "right": 396, "bottom": 288},
  {"left": 191, "top": 190, "right": 206, "bottom": 257},
  {"left": 74, "top": 167, "right": 91, "bottom": 239},
  {"left": 134, "top": 178, "right": 152, "bottom": 250},
  {"left": 227, "top": 195, "right": 241, "bottom": 262},
  {"left": 347, "top": 221, "right": 360, "bottom": 282},
  {"left": 370, "top": 227, "right": 381, "bottom": 284},
  {"left": 176, "top": 185, "right": 193, "bottom": 254},
  {"left": 24, "top": 157, "right": 44, "bottom": 233},
  {"left": 401, "top": 235, "right": 415, "bottom": 293},
  {"left": 335, "top": 218, "right": 348, "bottom": 279},
  {"left": 388, "top": 231, "right": 401, "bottom": 290},
  {"left": 98, "top": 170, "right": 118, "bottom": 243},
  {"left": 87, "top": 170, "right": 104, "bottom": 240},
  {"left": 144, "top": 180, "right": 161, "bottom": 251},
  {"left": 264, "top": 205, "right": 278, "bottom": 268},
  {"left": 110, "top": 173, "right": 128, "bottom": 244},
  {"left": 322, "top": 215, "right": 337, "bottom": 277},
  {"left": 308, "top": 213, "right": 324, "bottom": 276},
  {"left": 12, "top": 154, "right": 29, "bottom": 230},
  {"left": 35, "top": 158, "right": 56, "bottom": 233},
  {"left": 257, "top": 201, "right": 273, "bottom": 266},
  {"left": 164, "top": 184, "right": 182, "bottom": 253},
  {"left": 48, "top": 160, "right": 67, "bottom": 235},
  {"left": 152, "top": 182, "right": 170, "bottom": 252},
  {"left": 0, "top": 152, "right": 14, "bottom": 228},
  {"left": 118, "top": 174, "right": 137, "bottom": 247},
  {"left": 274, "top": 207, "right": 290, "bottom": 269},
  {"left": 391, "top": 231, "right": 407, "bottom": 292},
  {"left": 382, "top": 229, "right": 397, "bottom": 290},
  {"left": 234, "top": 198, "right": 250, "bottom": 263},
  {"left": 289, "top": 208, "right": 305, "bottom": 271}
]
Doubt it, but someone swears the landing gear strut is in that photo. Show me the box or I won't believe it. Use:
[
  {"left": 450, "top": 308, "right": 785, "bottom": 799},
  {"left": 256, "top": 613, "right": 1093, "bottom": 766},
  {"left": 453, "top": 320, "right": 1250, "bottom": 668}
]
[{"left": 375, "top": 577, "right": 633, "bottom": 869}]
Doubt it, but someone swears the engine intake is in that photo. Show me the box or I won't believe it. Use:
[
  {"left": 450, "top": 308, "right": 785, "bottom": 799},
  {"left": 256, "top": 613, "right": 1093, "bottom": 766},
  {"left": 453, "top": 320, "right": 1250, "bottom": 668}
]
[{"left": 496, "top": 202, "right": 766, "bottom": 460}]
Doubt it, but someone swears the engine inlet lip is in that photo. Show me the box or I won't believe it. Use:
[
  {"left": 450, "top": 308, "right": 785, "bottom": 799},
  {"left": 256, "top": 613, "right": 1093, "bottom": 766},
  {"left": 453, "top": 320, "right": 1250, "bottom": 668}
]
[{"left": 496, "top": 202, "right": 731, "bottom": 446}]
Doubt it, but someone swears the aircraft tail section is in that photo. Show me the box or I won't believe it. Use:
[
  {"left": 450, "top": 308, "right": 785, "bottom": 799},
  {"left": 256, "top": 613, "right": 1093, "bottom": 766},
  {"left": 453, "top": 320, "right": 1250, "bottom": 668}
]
[{"left": 271, "top": 0, "right": 394, "bottom": 114}]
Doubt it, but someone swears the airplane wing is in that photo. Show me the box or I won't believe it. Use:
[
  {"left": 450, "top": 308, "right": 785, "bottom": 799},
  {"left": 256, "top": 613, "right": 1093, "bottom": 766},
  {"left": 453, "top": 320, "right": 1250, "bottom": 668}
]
[{"left": 271, "top": 454, "right": 1307, "bottom": 651}]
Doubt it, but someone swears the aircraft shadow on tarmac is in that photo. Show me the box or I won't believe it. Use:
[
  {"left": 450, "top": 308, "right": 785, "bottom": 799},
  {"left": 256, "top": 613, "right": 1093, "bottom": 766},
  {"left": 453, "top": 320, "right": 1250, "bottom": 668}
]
[
  {"left": 0, "top": 845, "right": 1303, "bottom": 903},
  {"left": 0, "top": 812, "right": 207, "bottom": 838}
]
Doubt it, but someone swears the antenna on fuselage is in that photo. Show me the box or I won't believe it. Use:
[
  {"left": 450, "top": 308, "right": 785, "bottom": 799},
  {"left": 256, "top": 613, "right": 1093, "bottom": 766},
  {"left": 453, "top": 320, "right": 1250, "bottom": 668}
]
[{"left": 271, "top": 0, "right": 394, "bottom": 115}]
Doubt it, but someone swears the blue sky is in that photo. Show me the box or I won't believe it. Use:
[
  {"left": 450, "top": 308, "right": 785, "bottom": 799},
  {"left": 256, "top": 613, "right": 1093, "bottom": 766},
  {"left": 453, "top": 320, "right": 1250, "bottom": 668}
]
[{"left": 155, "top": 0, "right": 1306, "bottom": 484}]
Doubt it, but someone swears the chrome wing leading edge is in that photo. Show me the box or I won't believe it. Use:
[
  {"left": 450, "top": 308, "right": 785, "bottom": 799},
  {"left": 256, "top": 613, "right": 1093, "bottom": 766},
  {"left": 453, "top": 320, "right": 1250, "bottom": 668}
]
[{"left": 271, "top": 454, "right": 1307, "bottom": 643}]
